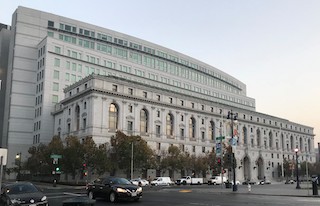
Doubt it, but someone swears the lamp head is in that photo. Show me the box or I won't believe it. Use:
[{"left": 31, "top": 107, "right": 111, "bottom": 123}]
[{"left": 294, "top": 148, "right": 299, "bottom": 153}]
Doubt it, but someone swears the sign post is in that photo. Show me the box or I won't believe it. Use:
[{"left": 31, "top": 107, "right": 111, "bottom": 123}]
[{"left": 0, "top": 148, "right": 8, "bottom": 190}]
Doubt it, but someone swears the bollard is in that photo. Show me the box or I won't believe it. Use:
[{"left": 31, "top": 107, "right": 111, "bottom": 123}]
[
  {"left": 248, "top": 184, "right": 251, "bottom": 192},
  {"left": 53, "top": 179, "right": 57, "bottom": 187}
]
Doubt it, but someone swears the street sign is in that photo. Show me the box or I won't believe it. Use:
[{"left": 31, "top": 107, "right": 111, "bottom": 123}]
[
  {"left": 216, "top": 148, "right": 221, "bottom": 156},
  {"left": 216, "top": 136, "right": 225, "bottom": 141},
  {"left": 50, "top": 154, "right": 62, "bottom": 159}
]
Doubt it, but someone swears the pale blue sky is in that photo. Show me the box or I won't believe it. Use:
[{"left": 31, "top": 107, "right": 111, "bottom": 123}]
[{"left": 1, "top": 0, "right": 320, "bottom": 146}]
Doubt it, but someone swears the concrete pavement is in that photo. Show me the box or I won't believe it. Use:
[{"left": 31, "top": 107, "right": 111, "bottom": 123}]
[{"left": 35, "top": 181, "right": 320, "bottom": 198}]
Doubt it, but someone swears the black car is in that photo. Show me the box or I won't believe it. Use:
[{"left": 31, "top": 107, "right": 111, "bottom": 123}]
[
  {"left": 86, "top": 177, "right": 142, "bottom": 203},
  {"left": 0, "top": 182, "right": 48, "bottom": 206}
]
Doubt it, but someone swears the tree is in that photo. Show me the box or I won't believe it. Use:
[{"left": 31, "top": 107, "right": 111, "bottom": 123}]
[
  {"left": 61, "top": 136, "right": 84, "bottom": 179},
  {"left": 111, "top": 131, "right": 155, "bottom": 178},
  {"left": 160, "top": 145, "right": 183, "bottom": 179}
]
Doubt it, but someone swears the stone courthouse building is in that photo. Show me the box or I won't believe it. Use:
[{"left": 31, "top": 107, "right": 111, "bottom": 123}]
[{"left": 0, "top": 7, "right": 315, "bottom": 182}]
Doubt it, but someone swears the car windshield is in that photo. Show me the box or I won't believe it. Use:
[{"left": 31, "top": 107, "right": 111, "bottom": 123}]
[
  {"left": 7, "top": 183, "right": 39, "bottom": 194},
  {"left": 111, "top": 178, "right": 132, "bottom": 185}
]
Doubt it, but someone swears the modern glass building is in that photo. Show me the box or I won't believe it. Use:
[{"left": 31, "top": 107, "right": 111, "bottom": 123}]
[{"left": 0, "top": 6, "right": 315, "bottom": 181}]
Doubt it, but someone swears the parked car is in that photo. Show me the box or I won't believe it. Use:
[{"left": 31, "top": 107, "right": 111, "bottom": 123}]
[
  {"left": 285, "top": 179, "right": 295, "bottom": 184},
  {"left": 258, "top": 180, "right": 271, "bottom": 185},
  {"left": 242, "top": 180, "right": 256, "bottom": 185},
  {"left": 230, "top": 180, "right": 241, "bottom": 185},
  {"left": 130, "top": 178, "right": 149, "bottom": 186},
  {"left": 0, "top": 182, "right": 48, "bottom": 206},
  {"left": 176, "top": 176, "right": 203, "bottom": 185},
  {"left": 150, "top": 177, "right": 173, "bottom": 186},
  {"left": 208, "top": 176, "right": 227, "bottom": 185},
  {"left": 86, "top": 177, "right": 142, "bottom": 203}
]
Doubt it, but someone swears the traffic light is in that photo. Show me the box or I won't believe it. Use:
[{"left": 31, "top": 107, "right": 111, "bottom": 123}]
[
  {"left": 83, "top": 163, "right": 88, "bottom": 176},
  {"left": 55, "top": 167, "right": 60, "bottom": 172},
  {"left": 217, "top": 158, "right": 221, "bottom": 166}
]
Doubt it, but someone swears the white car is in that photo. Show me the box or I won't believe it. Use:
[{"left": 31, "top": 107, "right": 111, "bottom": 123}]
[
  {"left": 151, "top": 177, "right": 173, "bottom": 186},
  {"left": 131, "top": 178, "right": 149, "bottom": 186},
  {"left": 230, "top": 180, "right": 241, "bottom": 185}
]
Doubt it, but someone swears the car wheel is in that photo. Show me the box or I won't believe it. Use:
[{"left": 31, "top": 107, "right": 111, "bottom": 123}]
[
  {"left": 134, "top": 198, "right": 140, "bottom": 202},
  {"left": 109, "top": 192, "right": 117, "bottom": 203},
  {"left": 88, "top": 191, "right": 95, "bottom": 199}
]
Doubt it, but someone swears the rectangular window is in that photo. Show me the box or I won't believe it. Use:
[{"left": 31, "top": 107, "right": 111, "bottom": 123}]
[
  {"left": 66, "top": 61, "right": 70, "bottom": 69},
  {"left": 128, "top": 121, "right": 133, "bottom": 131},
  {"left": 72, "top": 63, "right": 77, "bottom": 71},
  {"left": 128, "top": 88, "right": 133, "bottom": 95},
  {"left": 52, "top": 82, "right": 59, "bottom": 91},
  {"left": 48, "top": 21, "right": 54, "bottom": 27},
  {"left": 83, "top": 118, "right": 87, "bottom": 129},
  {"left": 128, "top": 105, "right": 133, "bottom": 113},
  {"left": 143, "top": 91, "right": 147, "bottom": 98},
  {"left": 52, "top": 95, "right": 58, "bottom": 103},
  {"left": 191, "top": 103, "right": 195, "bottom": 108},
  {"left": 169, "top": 97, "right": 173, "bottom": 103},
  {"left": 181, "top": 100, "right": 184, "bottom": 106},
  {"left": 180, "top": 128, "right": 185, "bottom": 138},
  {"left": 54, "top": 58, "right": 60, "bottom": 67},
  {"left": 156, "top": 125, "right": 161, "bottom": 137},
  {"left": 112, "top": 85, "right": 118, "bottom": 92},
  {"left": 71, "top": 74, "right": 76, "bottom": 83},
  {"left": 157, "top": 95, "right": 160, "bottom": 101},
  {"left": 55, "top": 46, "right": 61, "bottom": 54},
  {"left": 157, "top": 111, "right": 160, "bottom": 118},
  {"left": 202, "top": 147, "right": 205, "bottom": 153},
  {"left": 53, "top": 70, "right": 59, "bottom": 79},
  {"left": 78, "top": 64, "right": 82, "bottom": 72}
]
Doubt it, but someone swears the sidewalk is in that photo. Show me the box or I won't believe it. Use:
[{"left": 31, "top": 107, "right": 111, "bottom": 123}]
[{"left": 217, "top": 182, "right": 320, "bottom": 198}]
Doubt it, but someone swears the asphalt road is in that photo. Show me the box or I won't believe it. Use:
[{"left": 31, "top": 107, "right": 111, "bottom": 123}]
[{"left": 44, "top": 184, "right": 320, "bottom": 206}]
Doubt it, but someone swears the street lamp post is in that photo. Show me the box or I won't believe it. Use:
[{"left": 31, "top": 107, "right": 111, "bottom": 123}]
[
  {"left": 227, "top": 110, "right": 238, "bottom": 192},
  {"left": 15, "top": 152, "right": 22, "bottom": 181},
  {"left": 130, "top": 137, "right": 141, "bottom": 180},
  {"left": 294, "top": 148, "right": 301, "bottom": 189},
  {"left": 131, "top": 142, "right": 134, "bottom": 180}
]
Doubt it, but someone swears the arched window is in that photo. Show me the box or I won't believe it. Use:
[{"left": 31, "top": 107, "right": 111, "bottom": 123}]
[
  {"left": 166, "top": 113, "right": 174, "bottom": 136},
  {"left": 189, "top": 117, "right": 196, "bottom": 138},
  {"left": 243, "top": 127, "right": 247, "bottom": 145},
  {"left": 308, "top": 139, "right": 311, "bottom": 153},
  {"left": 75, "top": 105, "right": 80, "bottom": 130},
  {"left": 299, "top": 137, "right": 303, "bottom": 151},
  {"left": 290, "top": 136, "right": 294, "bottom": 150},
  {"left": 140, "top": 109, "right": 148, "bottom": 133},
  {"left": 281, "top": 133, "right": 284, "bottom": 150},
  {"left": 269, "top": 131, "right": 273, "bottom": 149},
  {"left": 256, "top": 129, "right": 261, "bottom": 147},
  {"left": 109, "top": 103, "right": 118, "bottom": 130},
  {"left": 209, "top": 121, "right": 215, "bottom": 141}
]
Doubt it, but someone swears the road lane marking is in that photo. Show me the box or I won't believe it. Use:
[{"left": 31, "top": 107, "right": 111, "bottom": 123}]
[
  {"left": 63, "top": 192, "right": 85, "bottom": 196},
  {"left": 180, "top": 189, "right": 192, "bottom": 193}
]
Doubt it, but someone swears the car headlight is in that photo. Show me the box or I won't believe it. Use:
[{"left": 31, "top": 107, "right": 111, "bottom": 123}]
[
  {"left": 137, "top": 187, "right": 142, "bottom": 193},
  {"left": 11, "top": 199, "right": 23, "bottom": 204},
  {"left": 116, "top": 188, "right": 127, "bottom": 193},
  {"left": 41, "top": 196, "right": 47, "bottom": 201}
]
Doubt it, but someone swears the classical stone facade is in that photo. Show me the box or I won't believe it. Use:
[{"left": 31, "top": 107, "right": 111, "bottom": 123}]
[{"left": 53, "top": 75, "right": 315, "bottom": 182}]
